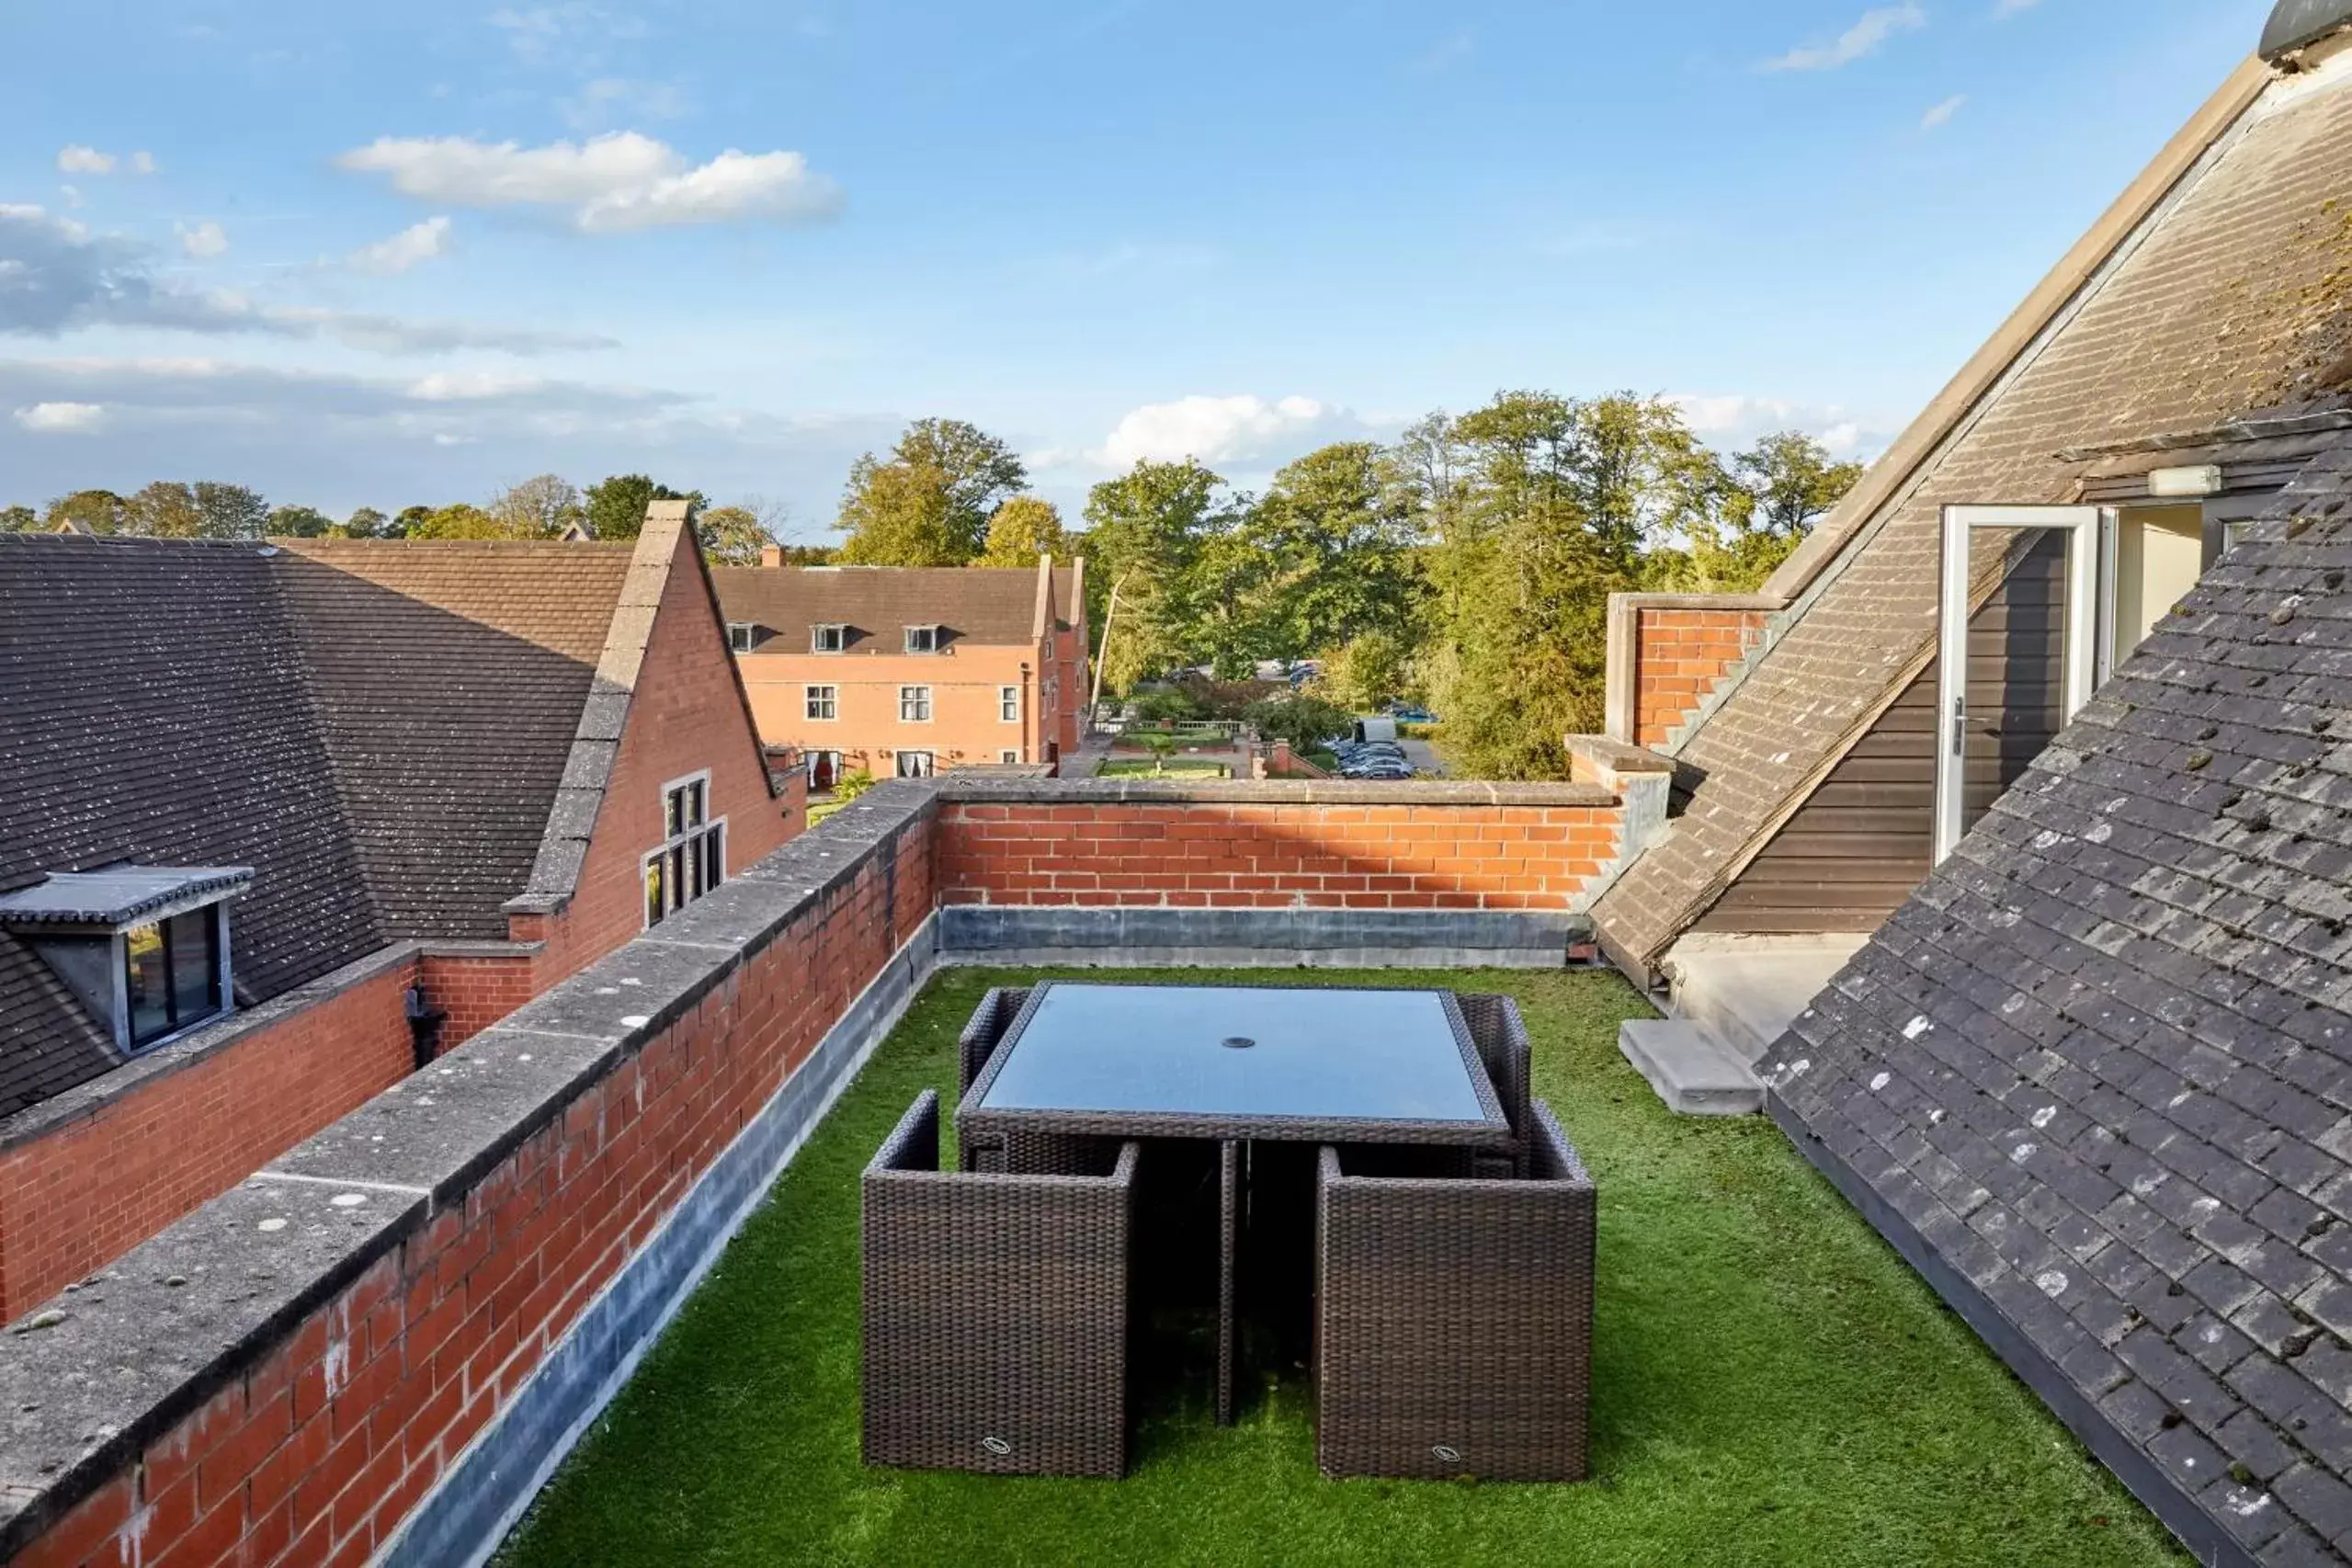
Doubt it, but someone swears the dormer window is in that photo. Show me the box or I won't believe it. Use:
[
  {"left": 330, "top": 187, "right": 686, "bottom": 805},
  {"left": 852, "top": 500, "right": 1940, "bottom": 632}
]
[
  {"left": 904, "top": 624, "right": 942, "bottom": 654},
  {"left": 812, "top": 623, "right": 847, "bottom": 653},
  {"left": 0, "top": 866, "right": 248, "bottom": 1052},
  {"left": 727, "top": 622, "right": 760, "bottom": 653}
]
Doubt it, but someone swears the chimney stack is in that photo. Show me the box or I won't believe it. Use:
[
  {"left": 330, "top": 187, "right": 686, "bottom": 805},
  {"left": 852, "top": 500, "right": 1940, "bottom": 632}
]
[{"left": 760, "top": 544, "right": 783, "bottom": 568}]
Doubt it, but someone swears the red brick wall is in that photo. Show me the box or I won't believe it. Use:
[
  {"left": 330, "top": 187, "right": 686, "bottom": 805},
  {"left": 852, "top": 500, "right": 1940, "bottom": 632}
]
[
  {"left": 15, "top": 818, "right": 936, "bottom": 1568},
  {"left": 0, "top": 957, "right": 416, "bottom": 1322},
  {"left": 530, "top": 527, "right": 798, "bottom": 984},
  {"left": 418, "top": 953, "right": 539, "bottom": 1049},
  {"left": 0, "top": 528, "right": 795, "bottom": 1330},
  {"left": 936, "top": 800, "right": 1620, "bottom": 910},
  {"left": 1633, "top": 607, "right": 1770, "bottom": 748}
]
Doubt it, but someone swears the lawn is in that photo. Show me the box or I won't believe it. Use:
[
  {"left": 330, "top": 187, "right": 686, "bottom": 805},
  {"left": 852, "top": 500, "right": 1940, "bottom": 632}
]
[
  {"left": 1095, "top": 758, "right": 1233, "bottom": 778},
  {"left": 493, "top": 967, "right": 2185, "bottom": 1568}
]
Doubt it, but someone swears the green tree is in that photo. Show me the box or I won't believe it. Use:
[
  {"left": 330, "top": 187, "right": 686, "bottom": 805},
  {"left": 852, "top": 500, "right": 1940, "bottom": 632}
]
[
  {"left": 1244, "top": 693, "right": 1353, "bottom": 752},
  {"left": 410, "top": 503, "right": 506, "bottom": 540},
  {"left": 976, "top": 495, "right": 1067, "bottom": 567},
  {"left": 45, "top": 490, "right": 133, "bottom": 534},
  {"left": 193, "top": 482, "right": 270, "bottom": 540},
  {"left": 392, "top": 506, "right": 434, "bottom": 537},
  {"left": 1316, "top": 629, "right": 1411, "bottom": 712},
  {"left": 268, "top": 505, "right": 334, "bottom": 537},
  {"left": 1080, "top": 458, "right": 1233, "bottom": 691},
  {"left": 836, "top": 458, "right": 960, "bottom": 565},
  {"left": 695, "top": 505, "right": 773, "bottom": 566},
  {"left": 128, "top": 482, "right": 203, "bottom": 537},
  {"left": 490, "top": 473, "right": 585, "bottom": 539},
  {"left": 345, "top": 506, "right": 391, "bottom": 538},
  {"left": 1237, "top": 441, "right": 1421, "bottom": 660},
  {"left": 0, "top": 505, "right": 37, "bottom": 531},
  {"left": 585, "top": 474, "right": 704, "bottom": 542},
  {"left": 835, "top": 419, "right": 1026, "bottom": 565},
  {"left": 1650, "top": 431, "right": 1863, "bottom": 591},
  {"left": 1421, "top": 392, "right": 1710, "bottom": 778}
]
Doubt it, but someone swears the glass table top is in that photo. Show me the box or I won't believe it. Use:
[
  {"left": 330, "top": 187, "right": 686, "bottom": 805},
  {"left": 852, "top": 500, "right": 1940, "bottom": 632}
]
[{"left": 974, "top": 983, "right": 1488, "bottom": 1123}]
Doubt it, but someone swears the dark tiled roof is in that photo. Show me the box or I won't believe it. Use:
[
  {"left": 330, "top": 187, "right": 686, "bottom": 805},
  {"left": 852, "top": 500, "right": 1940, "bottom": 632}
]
[
  {"left": 0, "top": 537, "right": 383, "bottom": 1118},
  {"left": 274, "top": 540, "right": 631, "bottom": 937},
  {"left": 1772, "top": 442, "right": 2352, "bottom": 1566},
  {"left": 1595, "top": 66, "right": 2352, "bottom": 969},
  {"left": 710, "top": 564, "right": 1068, "bottom": 653},
  {"left": 0, "top": 867, "right": 252, "bottom": 926},
  {"left": 0, "top": 535, "right": 635, "bottom": 1120}
]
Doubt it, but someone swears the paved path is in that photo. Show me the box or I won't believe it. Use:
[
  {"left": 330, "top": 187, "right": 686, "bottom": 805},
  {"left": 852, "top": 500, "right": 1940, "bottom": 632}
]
[{"left": 1399, "top": 739, "right": 1445, "bottom": 778}]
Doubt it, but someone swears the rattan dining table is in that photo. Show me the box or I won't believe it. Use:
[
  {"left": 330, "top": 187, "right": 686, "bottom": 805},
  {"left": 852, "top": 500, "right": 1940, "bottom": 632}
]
[{"left": 955, "top": 981, "right": 1517, "bottom": 1423}]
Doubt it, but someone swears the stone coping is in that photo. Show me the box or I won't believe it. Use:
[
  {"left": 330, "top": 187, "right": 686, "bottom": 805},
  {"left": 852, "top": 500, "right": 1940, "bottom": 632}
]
[
  {"left": 0, "top": 780, "right": 944, "bottom": 1554},
  {"left": 0, "top": 768, "right": 1610, "bottom": 1551},
  {"left": 1562, "top": 735, "right": 1676, "bottom": 777},
  {"left": 934, "top": 776, "right": 1618, "bottom": 808}
]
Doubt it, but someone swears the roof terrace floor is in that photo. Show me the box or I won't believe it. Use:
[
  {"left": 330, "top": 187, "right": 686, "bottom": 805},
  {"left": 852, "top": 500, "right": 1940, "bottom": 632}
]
[{"left": 493, "top": 966, "right": 2184, "bottom": 1568}]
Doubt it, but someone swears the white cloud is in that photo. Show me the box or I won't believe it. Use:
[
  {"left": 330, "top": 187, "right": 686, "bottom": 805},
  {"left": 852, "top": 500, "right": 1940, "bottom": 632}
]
[
  {"left": 15, "top": 401, "right": 106, "bottom": 433},
  {"left": 0, "top": 206, "right": 611, "bottom": 355},
  {"left": 1761, "top": 4, "right": 1926, "bottom": 72},
  {"left": 1671, "top": 392, "right": 1886, "bottom": 459},
  {"left": 1921, "top": 94, "right": 1967, "bottom": 130},
  {"left": 346, "top": 216, "right": 454, "bottom": 274},
  {"left": 334, "top": 132, "right": 842, "bottom": 232},
  {"left": 0, "top": 354, "right": 900, "bottom": 523},
  {"left": 176, "top": 221, "right": 229, "bottom": 258},
  {"left": 55, "top": 145, "right": 154, "bottom": 176},
  {"left": 1096, "top": 394, "right": 1348, "bottom": 469}
]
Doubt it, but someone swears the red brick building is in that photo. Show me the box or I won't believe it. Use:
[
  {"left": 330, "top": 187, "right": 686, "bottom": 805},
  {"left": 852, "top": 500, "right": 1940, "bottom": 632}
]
[
  {"left": 713, "top": 555, "right": 1090, "bottom": 786},
  {"left": 0, "top": 501, "right": 796, "bottom": 1317}
]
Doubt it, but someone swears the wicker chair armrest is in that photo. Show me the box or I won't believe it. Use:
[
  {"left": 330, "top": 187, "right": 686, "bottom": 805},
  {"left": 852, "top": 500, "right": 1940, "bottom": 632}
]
[{"left": 867, "top": 1089, "right": 941, "bottom": 1177}]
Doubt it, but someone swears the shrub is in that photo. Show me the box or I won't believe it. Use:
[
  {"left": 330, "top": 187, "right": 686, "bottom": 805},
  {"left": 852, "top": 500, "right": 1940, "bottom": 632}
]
[
  {"left": 1244, "top": 694, "right": 1354, "bottom": 752},
  {"left": 1129, "top": 687, "right": 1204, "bottom": 724}
]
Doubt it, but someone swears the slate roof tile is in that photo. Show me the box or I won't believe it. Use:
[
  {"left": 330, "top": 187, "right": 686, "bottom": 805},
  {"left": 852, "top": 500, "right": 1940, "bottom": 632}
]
[{"left": 0, "top": 535, "right": 635, "bottom": 1120}]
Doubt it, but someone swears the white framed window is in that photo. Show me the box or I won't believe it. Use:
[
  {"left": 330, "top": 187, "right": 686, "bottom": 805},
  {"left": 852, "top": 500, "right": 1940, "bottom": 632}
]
[
  {"left": 726, "top": 622, "right": 759, "bottom": 653},
  {"left": 1000, "top": 685, "right": 1020, "bottom": 722},
  {"left": 896, "top": 750, "right": 935, "bottom": 778},
  {"left": 1001, "top": 749, "right": 1020, "bottom": 765},
  {"left": 900, "top": 685, "right": 932, "bottom": 722},
  {"left": 812, "top": 623, "right": 846, "bottom": 653},
  {"left": 903, "top": 624, "right": 942, "bottom": 654},
  {"left": 643, "top": 769, "right": 726, "bottom": 927},
  {"left": 805, "top": 684, "right": 837, "bottom": 721}
]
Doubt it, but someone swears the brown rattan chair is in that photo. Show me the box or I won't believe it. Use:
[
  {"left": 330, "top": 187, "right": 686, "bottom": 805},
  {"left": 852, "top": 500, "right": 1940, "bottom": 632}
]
[
  {"left": 956, "top": 985, "right": 1114, "bottom": 1176},
  {"left": 1458, "top": 993, "right": 1533, "bottom": 1176},
  {"left": 1314, "top": 1097, "right": 1596, "bottom": 1482},
  {"left": 862, "top": 1089, "right": 1141, "bottom": 1477}
]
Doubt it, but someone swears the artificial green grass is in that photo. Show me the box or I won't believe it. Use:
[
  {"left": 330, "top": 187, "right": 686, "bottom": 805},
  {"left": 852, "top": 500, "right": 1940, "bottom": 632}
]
[{"left": 494, "top": 968, "right": 2187, "bottom": 1568}]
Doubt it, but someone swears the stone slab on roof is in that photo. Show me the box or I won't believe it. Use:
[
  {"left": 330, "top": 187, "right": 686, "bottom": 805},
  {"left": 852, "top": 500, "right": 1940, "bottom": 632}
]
[
  {"left": 1593, "top": 62, "right": 2352, "bottom": 972},
  {"left": 710, "top": 563, "right": 1073, "bottom": 652},
  {"left": 0, "top": 866, "right": 251, "bottom": 926},
  {"left": 1770, "top": 439, "right": 2352, "bottom": 1567}
]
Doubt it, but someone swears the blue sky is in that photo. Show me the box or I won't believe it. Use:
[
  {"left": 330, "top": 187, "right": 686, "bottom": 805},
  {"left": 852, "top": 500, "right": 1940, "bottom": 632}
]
[{"left": 0, "top": 0, "right": 2277, "bottom": 537}]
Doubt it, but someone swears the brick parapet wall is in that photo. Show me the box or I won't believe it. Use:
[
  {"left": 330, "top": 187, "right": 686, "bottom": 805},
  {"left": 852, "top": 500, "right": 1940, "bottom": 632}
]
[
  {"left": 0, "top": 948, "right": 420, "bottom": 1323},
  {"left": 934, "top": 779, "right": 1628, "bottom": 914},
  {"left": 1601, "top": 594, "right": 1779, "bottom": 753},
  {"left": 2, "top": 783, "right": 940, "bottom": 1568},
  {"left": 1632, "top": 608, "right": 1772, "bottom": 748},
  {"left": 1, "top": 776, "right": 1644, "bottom": 1566}
]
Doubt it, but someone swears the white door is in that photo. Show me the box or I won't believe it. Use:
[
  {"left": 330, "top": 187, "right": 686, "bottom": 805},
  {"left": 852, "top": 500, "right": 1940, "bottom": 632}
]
[{"left": 1933, "top": 506, "right": 2113, "bottom": 864}]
